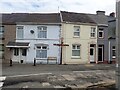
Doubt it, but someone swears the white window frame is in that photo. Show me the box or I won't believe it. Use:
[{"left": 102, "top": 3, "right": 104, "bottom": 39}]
[
  {"left": 16, "top": 26, "right": 24, "bottom": 39},
  {"left": 0, "top": 26, "right": 4, "bottom": 38},
  {"left": 112, "top": 46, "right": 116, "bottom": 59},
  {"left": 98, "top": 28, "right": 104, "bottom": 38},
  {"left": 73, "top": 26, "right": 80, "bottom": 37},
  {"left": 72, "top": 44, "right": 81, "bottom": 58},
  {"left": 36, "top": 45, "right": 48, "bottom": 59},
  {"left": 37, "top": 26, "right": 47, "bottom": 39},
  {"left": 90, "top": 27, "right": 96, "bottom": 38}
]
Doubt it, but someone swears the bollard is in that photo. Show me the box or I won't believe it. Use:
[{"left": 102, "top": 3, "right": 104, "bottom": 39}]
[
  {"left": 33, "top": 58, "right": 36, "bottom": 66},
  {"left": 10, "top": 59, "right": 12, "bottom": 66}
]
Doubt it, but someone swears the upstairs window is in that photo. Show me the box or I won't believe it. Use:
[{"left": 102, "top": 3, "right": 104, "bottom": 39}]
[
  {"left": 16, "top": 26, "right": 24, "bottom": 39},
  {"left": 74, "top": 26, "right": 80, "bottom": 37},
  {"left": 99, "top": 28, "right": 104, "bottom": 38},
  {"left": 37, "top": 26, "right": 47, "bottom": 38},
  {"left": 90, "top": 27, "right": 96, "bottom": 38},
  {"left": 0, "top": 26, "right": 4, "bottom": 38}
]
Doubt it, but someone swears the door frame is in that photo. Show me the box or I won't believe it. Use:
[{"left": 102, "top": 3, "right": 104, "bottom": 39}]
[
  {"left": 98, "top": 45, "right": 104, "bottom": 62},
  {"left": 89, "top": 44, "right": 96, "bottom": 63}
]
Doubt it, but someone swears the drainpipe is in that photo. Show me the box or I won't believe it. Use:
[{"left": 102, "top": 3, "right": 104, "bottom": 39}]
[{"left": 108, "top": 40, "right": 111, "bottom": 64}]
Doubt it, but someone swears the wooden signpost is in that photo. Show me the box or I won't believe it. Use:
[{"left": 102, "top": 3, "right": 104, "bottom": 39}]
[{"left": 53, "top": 37, "right": 69, "bottom": 64}]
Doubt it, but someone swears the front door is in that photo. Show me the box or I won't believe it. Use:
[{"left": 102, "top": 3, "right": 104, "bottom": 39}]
[
  {"left": 90, "top": 47, "right": 95, "bottom": 62},
  {"left": 20, "top": 48, "right": 27, "bottom": 63},
  {"left": 13, "top": 48, "right": 27, "bottom": 63},
  {"left": 98, "top": 45, "right": 104, "bottom": 62}
]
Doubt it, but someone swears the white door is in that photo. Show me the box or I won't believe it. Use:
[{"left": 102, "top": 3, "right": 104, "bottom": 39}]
[
  {"left": 90, "top": 47, "right": 95, "bottom": 62},
  {"left": 12, "top": 48, "right": 20, "bottom": 62},
  {"left": 20, "top": 48, "right": 27, "bottom": 63}
]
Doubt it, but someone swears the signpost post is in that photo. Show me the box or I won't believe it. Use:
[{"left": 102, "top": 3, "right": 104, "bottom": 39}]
[{"left": 53, "top": 37, "right": 69, "bottom": 65}]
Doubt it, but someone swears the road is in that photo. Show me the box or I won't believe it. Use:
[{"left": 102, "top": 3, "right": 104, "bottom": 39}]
[{"left": 1, "top": 64, "right": 116, "bottom": 89}]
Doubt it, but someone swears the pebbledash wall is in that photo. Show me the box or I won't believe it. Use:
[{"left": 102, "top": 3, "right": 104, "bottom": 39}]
[{"left": 13, "top": 24, "right": 61, "bottom": 64}]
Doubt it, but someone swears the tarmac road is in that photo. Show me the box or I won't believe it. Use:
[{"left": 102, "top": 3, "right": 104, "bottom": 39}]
[{"left": 1, "top": 64, "right": 116, "bottom": 89}]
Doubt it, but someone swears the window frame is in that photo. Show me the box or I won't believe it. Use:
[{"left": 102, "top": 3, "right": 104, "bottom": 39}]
[
  {"left": 0, "top": 26, "right": 4, "bottom": 38},
  {"left": 14, "top": 48, "right": 19, "bottom": 56},
  {"left": 22, "top": 48, "right": 27, "bottom": 56},
  {"left": 73, "top": 26, "right": 80, "bottom": 37},
  {"left": 72, "top": 44, "right": 81, "bottom": 58},
  {"left": 37, "top": 26, "right": 47, "bottom": 39},
  {"left": 16, "top": 26, "right": 24, "bottom": 39},
  {"left": 98, "top": 28, "right": 104, "bottom": 38},
  {"left": 90, "top": 27, "right": 96, "bottom": 38},
  {"left": 36, "top": 45, "right": 48, "bottom": 59},
  {"left": 112, "top": 46, "right": 116, "bottom": 59}
]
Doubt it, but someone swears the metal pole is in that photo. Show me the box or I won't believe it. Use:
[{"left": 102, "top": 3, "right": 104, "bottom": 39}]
[
  {"left": 33, "top": 58, "right": 36, "bottom": 66},
  {"left": 116, "top": 0, "right": 120, "bottom": 89},
  {"left": 10, "top": 58, "right": 12, "bottom": 66},
  {"left": 108, "top": 40, "right": 111, "bottom": 64}
]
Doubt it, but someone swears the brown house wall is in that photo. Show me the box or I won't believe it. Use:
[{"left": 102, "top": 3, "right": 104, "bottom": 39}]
[{"left": 3, "top": 25, "right": 16, "bottom": 63}]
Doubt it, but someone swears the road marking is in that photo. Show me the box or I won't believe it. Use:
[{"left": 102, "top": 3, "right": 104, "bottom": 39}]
[
  {"left": 0, "top": 77, "right": 6, "bottom": 81},
  {"left": 73, "top": 70, "right": 103, "bottom": 73},
  {"left": 0, "top": 82, "right": 4, "bottom": 87},
  {"left": 0, "top": 76, "right": 6, "bottom": 87},
  {"left": 7, "top": 73, "right": 52, "bottom": 78}
]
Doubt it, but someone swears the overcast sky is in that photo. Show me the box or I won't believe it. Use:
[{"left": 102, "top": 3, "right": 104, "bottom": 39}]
[{"left": 0, "top": 0, "right": 115, "bottom": 15}]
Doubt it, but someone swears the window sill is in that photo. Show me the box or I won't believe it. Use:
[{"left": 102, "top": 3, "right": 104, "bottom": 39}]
[
  {"left": 90, "top": 37, "right": 96, "bottom": 39},
  {"left": 71, "top": 56, "right": 81, "bottom": 59},
  {"left": 73, "top": 36, "right": 80, "bottom": 38}
]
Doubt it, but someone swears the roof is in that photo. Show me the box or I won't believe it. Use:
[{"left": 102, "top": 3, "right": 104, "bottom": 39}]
[
  {"left": 61, "top": 11, "right": 96, "bottom": 24},
  {"left": 6, "top": 41, "right": 30, "bottom": 48},
  {"left": 87, "top": 14, "right": 108, "bottom": 25},
  {"left": 1, "top": 13, "right": 61, "bottom": 24}
]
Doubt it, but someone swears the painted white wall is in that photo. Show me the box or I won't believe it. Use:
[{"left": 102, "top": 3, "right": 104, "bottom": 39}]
[{"left": 13, "top": 24, "right": 61, "bottom": 64}]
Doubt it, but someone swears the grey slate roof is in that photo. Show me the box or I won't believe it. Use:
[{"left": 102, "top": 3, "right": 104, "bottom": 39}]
[
  {"left": 87, "top": 14, "right": 108, "bottom": 25},
  {"left": 1, "top": 13, "right": 61, "bottom": 24},
  {"left": 61, "top": 11, "right": 96, "bottom": 24}
]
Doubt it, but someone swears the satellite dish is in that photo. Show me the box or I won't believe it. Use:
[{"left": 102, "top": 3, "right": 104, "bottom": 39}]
[{"left": 30, "top": 30, "right": 34, "bottom": 34}]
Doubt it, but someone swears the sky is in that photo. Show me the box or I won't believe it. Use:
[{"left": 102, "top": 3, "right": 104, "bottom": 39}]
[{"left": 0, "top": 0, "right": 115, "bottom": 15}]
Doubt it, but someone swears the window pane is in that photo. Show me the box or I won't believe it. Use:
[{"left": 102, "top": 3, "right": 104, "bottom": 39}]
[
  {"left": 99, "top": 32, "right": 103, "bottom": 37},
  {"left": 74, "top": 32, "right": 79, "bottom": 36},
  {"left": 22, "top": 49, "right": 27, "bottom": 56},
  {"left": 17, "top": 26, "right": 24, "bottom": 39},
  {"left": 72, "top": 45, "right": 76, "bottom": 49},
  {"left": 72, "top": 50, "right": 80, "bottom": 56},
  {"left": 14, "top": 48, "right": 19, "bottom": 56},
  {"left": 0, "top": 44, "right": 4, "bottom": 51},
  {"left": 36, "top": 50, "right": 47, "bottom": 58}
]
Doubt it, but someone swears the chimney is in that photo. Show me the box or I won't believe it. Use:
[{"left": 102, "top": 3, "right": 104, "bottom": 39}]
[
  {"left": 109, "top": 12, "right": 115, "bottom": 17},
  {"left": 96, "top": 11, "right": 105, "bottom": 15}
]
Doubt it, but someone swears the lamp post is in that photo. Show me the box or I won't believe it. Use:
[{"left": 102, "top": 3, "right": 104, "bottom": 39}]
[{"left": 116, "top": 0, "right": 120, "bottom": 89}]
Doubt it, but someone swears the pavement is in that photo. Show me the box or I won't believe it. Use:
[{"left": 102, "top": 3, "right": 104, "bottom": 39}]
[{"left": 1, "top": 63, "right": 116, "bottom": 89}]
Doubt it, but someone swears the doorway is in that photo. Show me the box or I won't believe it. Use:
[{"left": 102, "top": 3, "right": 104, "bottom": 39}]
[
  {"left": 90, "top": 44, "right": 95, "bottom": 63},
  {"left": 98, "top": 45, "right": 104, "bottom": 62}
]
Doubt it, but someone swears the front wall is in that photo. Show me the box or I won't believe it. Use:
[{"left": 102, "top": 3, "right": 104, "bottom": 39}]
[
  {"left": 15, "top": 25, "right": 60, "bottom": 64},
  {"left": 3, "top": 25, "right": 16, "bottom": 63},
  {"left": 62, "top": 23, "right": 97, "bottom": 64}
]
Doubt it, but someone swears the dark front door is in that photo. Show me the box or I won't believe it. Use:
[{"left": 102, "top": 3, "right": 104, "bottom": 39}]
[{"left": 98, "top": 45, "right": 104, "bottom": 62}]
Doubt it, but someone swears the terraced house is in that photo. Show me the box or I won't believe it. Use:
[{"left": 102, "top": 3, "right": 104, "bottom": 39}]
[
  {"left": 2, "top": 13, "right": 61, "bottom": 64},
  {"left": 1, "top": 11, "right": 116, "bottom": 64},
  {"left": 60, "top": 11, "right": 98, "bottom": 64}
]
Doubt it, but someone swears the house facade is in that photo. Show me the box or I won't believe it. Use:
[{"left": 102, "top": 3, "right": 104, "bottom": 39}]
[
  {"left": 60, "top": 11, "right": 98, "bottom": 64},
  {"left": 3, "top": 13, "right": 61, "bottom": 64},
  {"left": 1, "top": 11, "right": 116, "bottom": 64}
]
